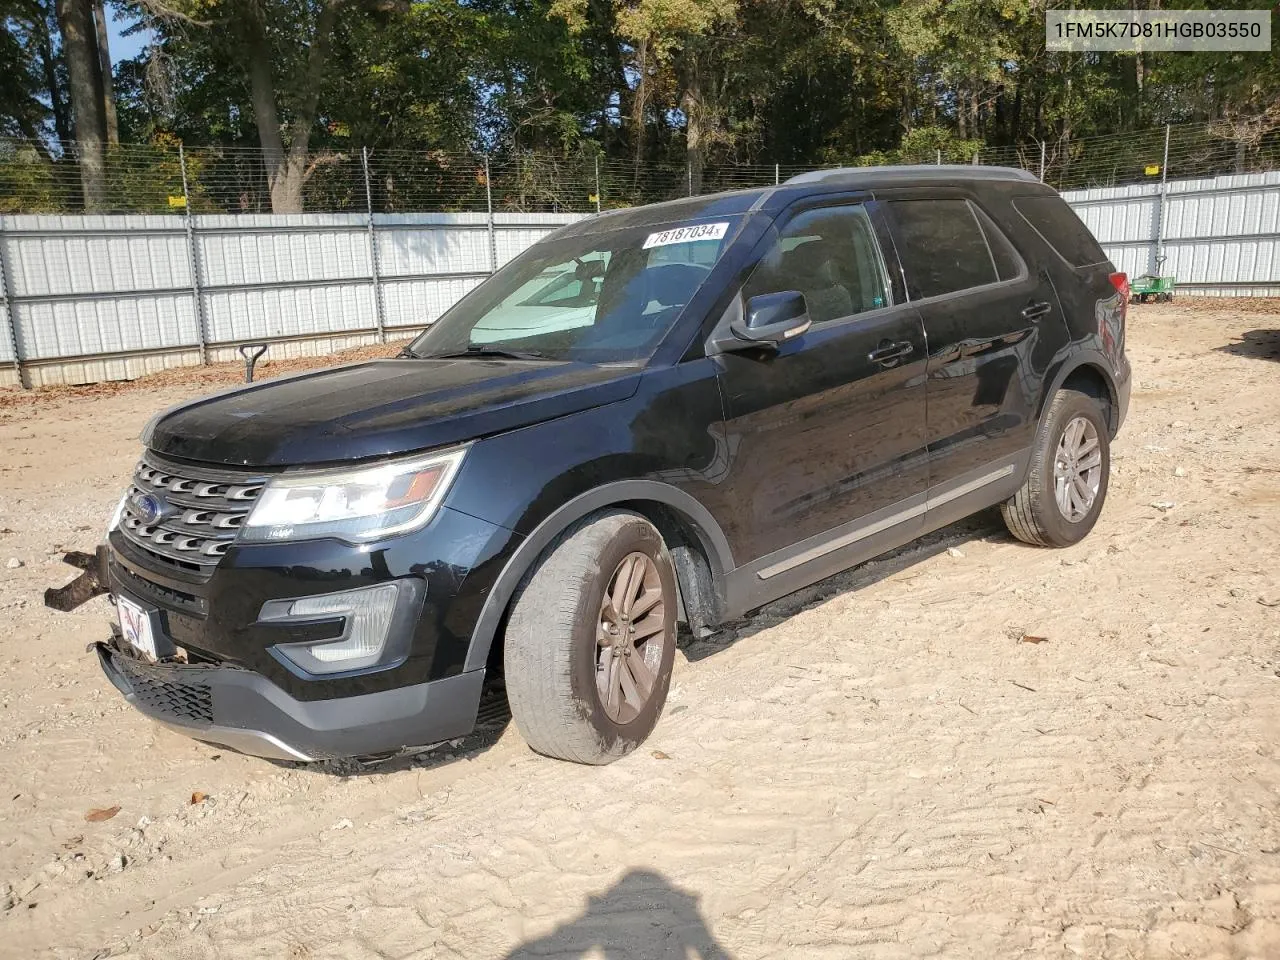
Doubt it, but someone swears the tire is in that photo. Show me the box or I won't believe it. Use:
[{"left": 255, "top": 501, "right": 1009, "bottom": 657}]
[
  {"left": 504, "top": 510, "right": 678, "bottom": 764},
  {"left": 1001, "top": 388, "right": 1111, "bottom": 547}
]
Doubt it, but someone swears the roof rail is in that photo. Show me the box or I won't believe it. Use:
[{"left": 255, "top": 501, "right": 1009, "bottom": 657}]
[{"left": 785, "top": 164, "right": 1040, "bottom": 185}]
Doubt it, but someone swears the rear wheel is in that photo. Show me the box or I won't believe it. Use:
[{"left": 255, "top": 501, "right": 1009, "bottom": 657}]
[
  {"left": 1002, "top": 388, "right": 1110, "bottom": 547},
  {"left": 504, "top": 510, "right": 677, "bottom": 764}
]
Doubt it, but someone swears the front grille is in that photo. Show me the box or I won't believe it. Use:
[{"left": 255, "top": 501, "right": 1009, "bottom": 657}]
[
  {"left": 118, "top": 452, "right": 268, "bottom": 575},
  {"left": 117, "top": 655, "right": 214, "bottom": 724},
  {"left": 111, "top": 561, "right": 207, "bottom": 616}
]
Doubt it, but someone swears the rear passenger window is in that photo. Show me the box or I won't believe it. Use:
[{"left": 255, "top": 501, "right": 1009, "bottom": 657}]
[
  {"left": 972, "top": 205, "right": 1023, "bottom": 282},
  {"left": 744, "top": 205, "right": 891, "bottom": 324},
  {"left": 1014, "top": 196, "right": 1107, "bottom": 268},
  {"left": 888, "top": 199, "right": 999, "bottom": 299}
]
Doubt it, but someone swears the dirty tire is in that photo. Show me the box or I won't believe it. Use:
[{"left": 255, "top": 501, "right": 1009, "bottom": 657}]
[
  {"left": 504, "top": 510, "right": 677, "bottom": 764},
  {"left": 1002, "top": 388, "right": 1111, "bottom": 547}
]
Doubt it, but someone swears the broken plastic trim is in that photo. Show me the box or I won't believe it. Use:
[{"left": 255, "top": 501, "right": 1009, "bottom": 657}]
[{"left": 44, "top": 545, "right": 111, "bottom": 612}]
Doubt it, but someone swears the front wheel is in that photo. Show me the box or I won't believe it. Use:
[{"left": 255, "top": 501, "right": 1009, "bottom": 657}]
[
  {"left": 504, "top": 510, "right": 677, "bottom": 764},
  {"left": 1002, "top": 388, "right": 1111, "bottom": 547}
]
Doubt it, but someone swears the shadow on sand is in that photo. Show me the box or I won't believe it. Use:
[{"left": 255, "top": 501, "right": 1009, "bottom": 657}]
[
  {"left": 504, "top": 869, "right": 732, "bottom": 959},
  {"left": 1216, "top": 329, "right": 1280, "bottom": 362}
]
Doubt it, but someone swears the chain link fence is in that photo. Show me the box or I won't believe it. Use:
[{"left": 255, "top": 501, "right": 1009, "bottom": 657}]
[{"left": 5, "top": 121, "right": 1278, "bottom": 217}]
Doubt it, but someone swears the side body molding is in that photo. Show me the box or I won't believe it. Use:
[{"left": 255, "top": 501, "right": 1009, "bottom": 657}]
[{"left": 462, "top": 480, "right": 736, "bottom": 673}]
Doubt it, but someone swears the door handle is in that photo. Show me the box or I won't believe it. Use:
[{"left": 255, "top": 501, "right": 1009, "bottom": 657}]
[
  {"left": 868, "top": 340, "right": 914, "bottom": 365},
  {"left": 1021, "top": 301, "right": 1052, "bottom": 321}
]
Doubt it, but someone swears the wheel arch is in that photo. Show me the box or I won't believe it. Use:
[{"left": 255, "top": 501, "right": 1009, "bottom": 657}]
[
  {"left": 463, "top": 481, "right": 734, "bottom": 674},
  {"left": 1038, "top": 354, "right": 1120, "bottom": 437}
]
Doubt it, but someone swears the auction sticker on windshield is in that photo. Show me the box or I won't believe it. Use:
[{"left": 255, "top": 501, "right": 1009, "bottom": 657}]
[{"left": 643, "top": 222, "right": 729, "bottom": 249}]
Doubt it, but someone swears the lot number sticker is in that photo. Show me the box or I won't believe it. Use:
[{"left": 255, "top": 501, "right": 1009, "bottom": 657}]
[{"left": 643, "top": 222, "right": 729, "bottom": 249}]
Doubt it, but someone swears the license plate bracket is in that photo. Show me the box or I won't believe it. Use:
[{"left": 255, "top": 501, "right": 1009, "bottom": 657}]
[{"left": 116, "top": 595, "right": 158, "bottom": 661}]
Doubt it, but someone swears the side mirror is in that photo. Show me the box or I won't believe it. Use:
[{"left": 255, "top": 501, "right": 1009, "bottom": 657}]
[{"left": 729, "top": 291, "right": 811, "bottom": 349}]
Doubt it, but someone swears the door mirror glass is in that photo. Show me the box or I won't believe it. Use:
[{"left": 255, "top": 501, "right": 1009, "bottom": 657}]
[{"left": 731, "top": 291, "right": 811, "bottom": 346}]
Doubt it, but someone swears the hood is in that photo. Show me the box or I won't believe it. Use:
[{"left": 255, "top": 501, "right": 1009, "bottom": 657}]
[{"left": 146, "top": 358, "right": 643, "bottom": 467}]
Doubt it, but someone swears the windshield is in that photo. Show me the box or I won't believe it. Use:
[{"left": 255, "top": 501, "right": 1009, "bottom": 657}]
[{"left": 405, "top": 216, "right": 741, "bottom": 363}]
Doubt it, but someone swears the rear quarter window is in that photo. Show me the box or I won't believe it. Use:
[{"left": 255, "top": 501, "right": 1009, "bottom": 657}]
[{"left": 1014, "top": 196, "right": 1108, "bottom": 269}]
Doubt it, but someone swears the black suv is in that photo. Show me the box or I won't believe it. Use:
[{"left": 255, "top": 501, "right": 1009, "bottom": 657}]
[{"left": 96, "top": 166, "right": 1130, "bottom": 765}]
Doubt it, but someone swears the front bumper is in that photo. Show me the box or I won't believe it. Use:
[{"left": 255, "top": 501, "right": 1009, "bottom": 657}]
[{"left": 97, "top": 636, "right": 485, "bottom": 761}]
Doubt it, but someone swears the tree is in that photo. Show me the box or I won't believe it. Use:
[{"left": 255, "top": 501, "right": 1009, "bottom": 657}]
[
  {"left": 55, "top": 0, "right": 108, "bottom": 205},
  {"left": 1, "top": 0, "right": 53, "bottom": 142},
  {"left": 136, "top": 0, "right": 419, "bottom": 212},
  {"left": 92, "top": 0, "right": 118, "bottom": 142}
]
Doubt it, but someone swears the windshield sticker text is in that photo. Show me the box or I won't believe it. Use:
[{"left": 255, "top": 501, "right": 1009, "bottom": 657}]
[{"left": 642, "top": 222, "right": 729, "bottom": 249}]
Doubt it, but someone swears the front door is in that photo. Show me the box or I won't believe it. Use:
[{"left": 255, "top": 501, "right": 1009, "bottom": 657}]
[{"left": 711, "top": 201, "right": 930, "bottom": 577}]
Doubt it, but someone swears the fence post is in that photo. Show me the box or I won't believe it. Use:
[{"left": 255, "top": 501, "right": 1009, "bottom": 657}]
[
  {"left": 485, "top": 155, "right": 498, "bottom": 273},
  {"left": 1038, "top": 141, "right": 1046, "bottom": 182},
  {"left": 179, "top": 144, "right": 209, "bottom": 365},
  {"left": 775, "top": 163, "right": 780, "bottom": 185},
  {"left": 361, "top": 147, "right": 386, "bottom": 343},
  {"left": 936, "top": 149, "right": 942, "bottom": 165},
  {"left": 687, "top": 161, "right": 692, "bottom": 196},
  {"left": 0, "top": 218, "right": 22, "bottom": 389},
  {"left": 1155, "top": 123, "right": 1171, "bottom": 272},
  {"left": 594, "top": 155, "right": 602, "bottom": 214}
]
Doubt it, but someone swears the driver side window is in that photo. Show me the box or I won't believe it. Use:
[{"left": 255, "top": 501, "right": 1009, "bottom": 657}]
[{"left": 744, "top": 205, "right": 891, "bottom": 324}]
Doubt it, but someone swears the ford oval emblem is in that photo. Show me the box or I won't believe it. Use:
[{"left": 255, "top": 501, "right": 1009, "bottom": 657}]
[{"left": 132, "top": 493, "right": 165, "bottom": 525}]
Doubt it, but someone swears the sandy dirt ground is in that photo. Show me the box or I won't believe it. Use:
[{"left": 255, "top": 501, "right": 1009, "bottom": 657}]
[{"left": 1, "top": 302, "right": 1279, "bottom": 960}]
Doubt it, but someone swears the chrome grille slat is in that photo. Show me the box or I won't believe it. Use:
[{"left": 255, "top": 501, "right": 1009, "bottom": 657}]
[{"left": 119, "top": 453, "right": 269, "bottom": 573}]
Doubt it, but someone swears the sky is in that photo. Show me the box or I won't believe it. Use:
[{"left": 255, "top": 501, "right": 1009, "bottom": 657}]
[{"left": 106, "top": 8, "right": 152, "bottom": 66}]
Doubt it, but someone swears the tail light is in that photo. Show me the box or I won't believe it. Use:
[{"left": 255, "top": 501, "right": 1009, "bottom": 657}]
[{"left": 1105, "top": 271, "right": 1128, "bottom": 354}]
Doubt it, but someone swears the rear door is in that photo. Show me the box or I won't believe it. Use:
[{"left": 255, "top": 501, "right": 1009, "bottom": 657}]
[
  {"left": 1012, "top": 194, "right": 1128, "bottom": 375},
  {"left": 710, "top": 198, "right": 930, "bottom": 573},
  {"left": 880, "top": 191, "right": 1066, "bottom": 495}
]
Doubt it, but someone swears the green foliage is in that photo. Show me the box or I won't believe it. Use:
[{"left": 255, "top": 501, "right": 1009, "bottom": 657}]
[{"left": 2, "top": 0, "right": 1277, "bottom": 212}]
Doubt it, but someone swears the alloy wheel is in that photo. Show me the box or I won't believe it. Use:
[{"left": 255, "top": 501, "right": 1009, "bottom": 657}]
[
  {"left": 1053, "top": 415, "right": 1103, "bottom": 522},
  {"left": 596, "top": 552, "right": 670, "bottom": 724}
]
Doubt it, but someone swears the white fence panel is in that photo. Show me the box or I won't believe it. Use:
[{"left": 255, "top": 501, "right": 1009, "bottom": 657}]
[
  {"left": 493, "top": 212, "right": 580, "bottom": 267},
  {"left": 376, "top": 216, "right": 491, "bottom": 278},
  {"left": 1062, "top": 171, "right": 1280, "bottom": 295},
  {"left": 1, "top": 215, "right": 190, "bottom": 298},
  {"left": 15, "top": 294, "right": 198, "bottom": 360},
  {"left": 0, "top": 291, "right": 14, "bottom": 372},
  {"left": 382, "top": 276, "right": 485, "bottom": 331},
  {"left": 203, "top": 282, "right": 377, "bottom": 343},
  {"left": 2, "top": 180, "right": 1278, "bottom": 386},
  {"left": 196, "top": 215, "right": 372, "bottom": 288}
]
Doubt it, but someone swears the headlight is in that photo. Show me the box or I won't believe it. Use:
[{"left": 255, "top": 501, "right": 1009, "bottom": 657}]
[
  {"left": 106, "top": 492, "right": 128, "bottom": 538},
  {"left": 240, "top": 447, "right": 467, "bottom": 544}
]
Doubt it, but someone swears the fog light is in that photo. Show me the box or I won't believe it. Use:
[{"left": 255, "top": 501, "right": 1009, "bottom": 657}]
[{"left": 265, "top": 582, "right": 402, "bottom": 676}]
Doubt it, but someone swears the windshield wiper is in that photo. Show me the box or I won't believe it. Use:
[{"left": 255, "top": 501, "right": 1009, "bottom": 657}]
[{"left": 421, "top": 345, "right": 555, "bottom": 362}]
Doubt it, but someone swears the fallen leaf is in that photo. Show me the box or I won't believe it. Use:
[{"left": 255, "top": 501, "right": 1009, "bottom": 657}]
[
  {"left": 1258, "top": 597, "right": 1280, "bottom": 608},
  {"left": 651, "top": 750, "right": 671, "bottom": 760},
  {"left": 84, "top": 806, "right": 120, "bottom": 823},
  {"left": 1020, "top": 635, "right": 1048, "bottom": 644},
  {"left": 190, "top": 792, "right": 208, "bottom": 805},
  {"left": 60, "top": 835, "right": 83, "bottom": 849}
]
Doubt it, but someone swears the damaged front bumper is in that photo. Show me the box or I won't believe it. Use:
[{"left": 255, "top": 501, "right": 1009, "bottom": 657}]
[{"left": 96, "top": 631, "right": 485, "bottom": 762}]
